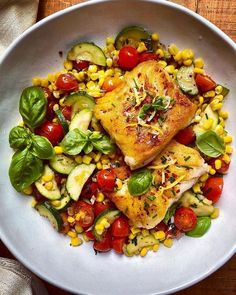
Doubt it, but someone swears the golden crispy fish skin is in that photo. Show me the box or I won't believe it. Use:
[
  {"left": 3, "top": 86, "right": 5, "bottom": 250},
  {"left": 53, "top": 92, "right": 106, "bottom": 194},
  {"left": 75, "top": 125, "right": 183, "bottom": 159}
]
[
  {"left": 94, "top": 61, "right": 197, "bottom": 170},
  {"left": 109, "top": 140, "right": 208, "bottom": 229}
]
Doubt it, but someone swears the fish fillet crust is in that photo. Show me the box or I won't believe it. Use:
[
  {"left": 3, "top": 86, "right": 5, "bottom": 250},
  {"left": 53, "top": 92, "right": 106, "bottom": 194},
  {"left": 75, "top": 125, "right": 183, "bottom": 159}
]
[
  {"left": 94, "top": 61, "right": 197, "bottom": 170},
  {"left": 109, "top": 140, "right": 208, "bottom": 229}
]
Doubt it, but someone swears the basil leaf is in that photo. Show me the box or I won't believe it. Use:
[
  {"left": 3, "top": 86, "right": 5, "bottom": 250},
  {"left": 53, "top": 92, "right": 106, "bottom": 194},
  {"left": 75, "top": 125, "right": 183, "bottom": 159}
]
[
  {"left": 19, "top": 86, "right": 47, "bottom": 129},
  {"left": 90, "top": 134, "right": 115, "bottom": 154},
  {"left": 9, "top": 148, "right": 43, "bottom": 192},
  {"left": 60, "top": 129, "right": 87, "bottom": 155},
  {"left": 186, "top": 216, "right": 211, "bottom": 237},
  {"left": 196, "top": 130, "right": 225, "bottom": 158},
  {"left": 128, "top": 169, "right": 153, "bottom": 196},
  {"left": 83, "top": 142, "right": 94, "bottom": 154},
  {"left": 163, "top": 202, "right": 179, "bottom": 225},
  {"left": 9, "top": 126, "right": 31, "bottom": 150},
  {"left": 31, "top": 135, "right": 55, "bottom": 159}
]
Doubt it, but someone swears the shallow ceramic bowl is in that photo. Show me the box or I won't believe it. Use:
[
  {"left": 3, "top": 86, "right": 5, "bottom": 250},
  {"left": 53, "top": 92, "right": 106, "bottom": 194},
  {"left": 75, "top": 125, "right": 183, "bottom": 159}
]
[{"left": 0, "top": 0, "right": 235, "bottom": 294}]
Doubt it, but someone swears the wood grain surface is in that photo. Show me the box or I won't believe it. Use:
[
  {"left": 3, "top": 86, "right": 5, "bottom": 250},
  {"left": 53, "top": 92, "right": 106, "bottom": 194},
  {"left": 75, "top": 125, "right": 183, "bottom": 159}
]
[{"left": 1, "top": 1, "right": 235, "bottom": 295}]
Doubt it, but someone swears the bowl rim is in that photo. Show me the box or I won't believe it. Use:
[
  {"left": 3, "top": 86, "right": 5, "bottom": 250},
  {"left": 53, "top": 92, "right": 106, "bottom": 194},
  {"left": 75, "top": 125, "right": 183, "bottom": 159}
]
[{"left": 0, "top": 0, "right": 235, "bottom": 294}]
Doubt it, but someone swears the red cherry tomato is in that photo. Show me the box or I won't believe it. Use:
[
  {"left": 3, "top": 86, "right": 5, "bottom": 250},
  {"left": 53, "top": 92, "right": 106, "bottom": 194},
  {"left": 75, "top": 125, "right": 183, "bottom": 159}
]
[
  {"left": 35, "top": 121, "right": 64, "bottom": 146},
  {"left": 93, "top": 231, "right": 112, "bottom": 252},
  {"left": 61, "top": 106, "right": 72, "bottom": 121},
  {"left": 175, "top": 127, "right": 196, "bottom": 145},
  {"left": 174, "top": 207, "right": 197, "bottom": 232},
  {"left": 72, "top": 60, "right": 89, "bottom": 71},
  {"left": 85, "top": 230, "right": 95, "bottom": 241},
  {"left": 118, "top": 46, "right": 139, "bottom": 70},
  {"left": 166, "top": 225, "right": 184, "bottom": 239},
  {"left": 102, "top": 77, "right": 122, "bottom": 92},
  {"left": 54, "top": 173, "right": 64, "bottom": 186},
  {"left": 202, "top": 177, "right": 224, "bottom": 204},
  {"left": 139, "top": 52, "right": 158, "bottom": 63},
  {"left": 55, "top": 73, "right": 78, "bottom": 91},
  {"left": 154, "top": 221, "right": 168, "bottom": 232},
  {"left": 195, "top": 74, "right": 217, "bottom": 93},
  {"left": 111, "top": 216, "right": 130, "bottom": 238},
  {"left": 94, "top": 201, "right": 113, "bottom": 217},
  {"left": 32, "top": 186, "right": 47, "bottom": 203},
  {"left": 43, "top": 87, "right": 54, "bottom": 100},
  {"left": 81, "top": 180, "right": 98, "bottom": 199},
  {"left": 96, "top": 169, "right": 117, "bottom": 192},
  {"left": 72, "top": 200, "right": 95, "bottom": 228},
  {"left": 208, "top": 157, "right": 230, "bottom": 174},
  {"left": 112, "top": 238, "right": 126, "bottom": 254},
  {"left": 46, "top": 100, "right": 56, "bottom": 120}
]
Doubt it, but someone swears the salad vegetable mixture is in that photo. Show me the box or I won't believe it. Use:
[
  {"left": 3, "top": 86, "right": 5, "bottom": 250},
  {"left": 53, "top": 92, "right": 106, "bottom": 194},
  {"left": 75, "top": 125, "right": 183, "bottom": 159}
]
[{"left": 8, "top": 26, "right": 233, "bottom": 256}]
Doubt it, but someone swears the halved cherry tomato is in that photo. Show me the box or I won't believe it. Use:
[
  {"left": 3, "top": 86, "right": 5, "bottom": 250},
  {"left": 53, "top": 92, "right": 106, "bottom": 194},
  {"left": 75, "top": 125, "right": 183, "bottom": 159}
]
[
  {"left": 102, "top": 77, "right": 122, "bottom": 92},
  {"left": 202, "top": 177, "right": 224, "bottom": 204},
  {"left": 94, "top": 201, "right": 113, "bottom": 217},
  {"left": 43, "top": 87, "right": 54, "bottom": 100},
  {"left": 46, "top": 100, "right": 57, "bottom": 120},
  {"left": 35, "top": 121, "right": 64, "bottom": 146},
  {"left": 195, "top": 74, "right": 216, "bottom": 93},
  {"left": 72, "top": 200, "right": 95, "bottom": 228},
  {"left": 61, "top": 106, "right": 72, "bottom": 121},
  {"left": 81, "top": 180, "right": 98, "bottom": 199},
  {"left": 166, "top": 224, "right": 183, "bottom": 239},
  {"left": 96, "top": 169, "right": 117, "bottom": 192},
  {"left": 118, "top": 46, "right": 139, "bottom": 70},
  {"left": 72, "top": 60, "right": 89, "bottom": 71},
  {"left": 85, "top": 230, "right": 95, "bottom": 241},
  {"left": 174, "top": 207, "right": 197, "bottom": 232},
  {"left": 112, "top": 237, "right": 125, "bottom": 254},
  {"left": 55, "top": 73, "right": 78, "bottom": 91},
  {"left": 93, "top": 231, "right": 112, "bottom": 252},
  {"left": 208, "top": 157, "right": 230, "bottom": 174},
  {"left": 139, "top": 52, "right": 158, "bottom": 63},
  {"left": 32, "top": 186, "right": 47, "bottom": 203},
  {"left": 111, "top": 216, "right": 130, "bottom": 238},
  {"left": 175, "top": 127, "right": 196, "bottom": 145},
  {"left": 54, "top": 173, "right": 64, "bottom": 186},
  {"left": 154, "top": 221, "right": 168, "bottom": 232}
]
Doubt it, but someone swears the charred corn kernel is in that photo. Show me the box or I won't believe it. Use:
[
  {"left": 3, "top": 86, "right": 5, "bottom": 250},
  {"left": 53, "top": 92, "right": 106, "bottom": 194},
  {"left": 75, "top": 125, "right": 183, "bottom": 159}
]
[
  {"left": 53, "top": 90, "right": 60, "bottom": 99},
  {"left": 211, "top": 208, "right": 220, "bottom": 219},
  {"left": 96, "top": 191, "right": 105, "bottom": 202},
  {"left": 129, "top": 233, "right": 135, "bottom": 240},
  {"left": 225, "top": 145, "right": 233, "bottom": 154},
  {"left": 215, "top": 94, "right": 224, "bottom": 102},
  {"left": 106, "top": 36, "right": 115, "bottom": 45},
  {"left": 215, "top": 85, "right": 223, "bottom": 94},
  {"left": 215, "top": 125, "right": 224, "bottom": 136},
  {"left": 90, "top": 73, "right": 99, "bottom": 81},
  {"left": 156, "top": 48, "right": 164, "bottom": 58},
  {"left": 194, "top": 115, "right": 202, "bottom": 123},
  {"left": 165, "top": 65, "right": 175, "bottom": 74},
  {"left": 31, "top": 198, "right": 37, "bottom": 208},
  {"left": 86, "top": 81, "right": 96, "bottom": 89},
  {"left": 193, "top": 183, "right": 202, "bottom": 194},
  {"left": 209, "top": 168, "right": 216, "bottom": 175},
  {"left": 54, "top": 146, "right": 63, "bottom": 154},
  {"left": 94, "top": 152, "right": 102, "bottom": 163},
  {"left": 75, "top": 224, "right": 84, "bottom": 233},
  {"left": 219, "top": 111, "right": 229, "bottom": 119},
  {"left": 96, "top": 162, "right": 103, "bottom": 170},
  {"left": 106, "top": 58, "right": 113, "bottom": 68},
  {"left": 215, "top": 159, "right": 222, "bottom": 170},
  {"left": 198, "top": 96, "right": 204, "bottom": 105},
  {"left": 183, "top": 59, "right": 192, "bottom": 66},
  {"left": 200, "top": 173, "right": 209, "bottom": 182},
  {"left": 70, "top": 237, "right": 82, "bottom": 247},
  {"left": 51, "top": 200, "right": 61, "bottom": 207},
  {"left": 32, "top": 77, "right": 41, "bottom": 86},
  {"left": 137, "top": 42, "right": 147, "bottom": 53},
  {"left": 131, "top": 227, "right": 141, "bottom": 235},
  {"left": 63, "top": 59, "right": 73, "bottom": 70},
  {"left": 194, "top": 57, "right": 204, "bottom": 68},
  {"left": 82, "top": 233, "right": 89, "bottom": 242},
  {"left": 68, "top": 230, "right": 78, "bottom": 238},
  {"left": 174, "top": 51, "right": 182, "bottom": 62},
  {"left": 202, "top": 198, "right": 212, "bottom": 205},
  {"left": 182, "top": 49, "right": 194, "bottom": 60},
  {"left": 223, "top": 135, "right": 232, "bottom": 144},
  {"left": 116, "top": 179, "right": 123, "bottom": 190},
  {"left": 68, "top": 216, "right": 75, "bottom": 223},
  {"left": 82, "top": 155, "right": 92, "bottom": 164},
  {"left": 194, "top": 67, "right": 205, "bottom": 74},
  {"left": 163, "top": 238, "right": 173, "bottom": 248},
  {"left": 140, "top": 247, "right": 148, "bottom": 257},
  {"left": 153, "top": 231, "right": 166, "bottom": 240},
  {"left": 142, "top": 229, "right": 149, "bottom": 237},
  {"left": 23, "top": 186, "right": 33, "bottom": 195},
  {"left": 75, "top": 155, "right": 83, "bottom": 164},
  {"left": 152, "top": 244, "right": 160, "bottom": 252},
  {"left": 168, "top": 44, "right": 179, "bottom": 56},
  {"left": 203, "top": 118, "right": 214, "bottom": 130},
  {"left": 222, "top": 154, "right": 231, "bottom": 164},
  {"left": 219, "top": 117, "right": 225, "bottom": 128},
  {"left": 45, "top": 182, "right": 53, "bottom": 190},
  {"left": 204, "top": 90, "right": 215, "bottom": 98},
  {"left": 157, "top": 60, "right": 167, "bottom": 68},
  {"left": 211, "top": 102, "right": 223, "bottom": 111},
  {"left": 88, "top": 65, "right": 98, "bottom": 73},
  {"left": 151, "top": 32, "right": 159, "bottom": 41}
]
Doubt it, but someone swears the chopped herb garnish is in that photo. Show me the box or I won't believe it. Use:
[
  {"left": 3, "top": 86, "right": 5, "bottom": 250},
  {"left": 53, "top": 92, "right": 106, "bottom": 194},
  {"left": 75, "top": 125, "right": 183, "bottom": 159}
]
[
  {"left": 157, "top": 115, "right": 166, "bottom": 126},
  {"left": 161, "top": 155, "right": 167, "bottom": 164},
  {"left": 152, "top": 214, "right": 158, "bottom": 219},
  {"left": 111, "top": 103, "right": 116, "bottom": 107},
  {"left": 133, "top": 78, "right": 139, "bottom": 91},
  {"left": 147, "top": 195, "right": 156, "bottom": 201},
  {"left": 191, "top": 203, "right": 198, "bottom": 208},
  {"left": 132, "top": 236, "right": 138, "bottom": 246},
  {"left": 205, "top": 113, "right": 209, "bottom": 119},
  {"left": 184, "top": 155, "right": 191, "bottom": 161},
  {"left": 169, "top": 176, "right": 175, "bottom": 183},
  {"left": 144, "top": 201, "right": 150, "bottom": 209}
]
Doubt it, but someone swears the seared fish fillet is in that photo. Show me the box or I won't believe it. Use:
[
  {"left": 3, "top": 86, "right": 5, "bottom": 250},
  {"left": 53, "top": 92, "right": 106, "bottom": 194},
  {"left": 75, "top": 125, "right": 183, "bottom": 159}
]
[
  {"left": 110, "top": 140, "right": 208, "bottom": 229},
  {"left": 94, "top": 61, "right": 197, "bottom": 170}
]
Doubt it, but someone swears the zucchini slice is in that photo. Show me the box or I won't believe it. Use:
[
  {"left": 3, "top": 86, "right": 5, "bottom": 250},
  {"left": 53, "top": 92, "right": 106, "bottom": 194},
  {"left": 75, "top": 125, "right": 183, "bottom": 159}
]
[
  {"left": 66, "top": 164, "right": 96, "bottom": 201},
  {"left": 177, "top": 66, "right": 199, "bottom": 96},
  {"left": 35, "top": 202, "right": 63, "bottom": 231},
  {"left": 50, "top": 184, "right": 71, "bottom": 210},
  {"left": 54, "top": 108, "right": 69, "bottom": 133},
  {"left": 69, "top": 108, "right": 92, "bottom": 132},
  {"left": 35, "top": 165, "right": 61, "bottom": 200},
  {"left": 49, "top": 154, "right": 77, "bottom": 174},
  {"left": 125, "top": 234, "right": 159, "bottom": 256},
  {"left": 218, "top": 85, "right": 230, "bottom": 97},
  {"left": 115, "top": 26, "right": 150, "bottom": 49},
  {"left": 67, "top": 42, "right": 106, "bottom": 66},
  {"left": 93, "top": 208, "right": 121, "bottom": 241}
]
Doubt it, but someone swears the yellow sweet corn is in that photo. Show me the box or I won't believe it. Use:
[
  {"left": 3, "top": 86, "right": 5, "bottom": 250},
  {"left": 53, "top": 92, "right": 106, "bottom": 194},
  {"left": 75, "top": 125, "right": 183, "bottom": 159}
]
[
  {"left": 152, "top": 244, "right": 160, "bottom": 252},
  {"left": 67, "top": 216, "right": 75, "bottom": 223},
  {"left": 96, "top": 191, "right": 105, "bottom": 202},
  {"left": 157, "top": 60, "right": 167, "bottom": 68},
  {"left": 137, "top": 42, "right": 147, "bottom": 53},
  {"left": 86, "top": 81, "right": 96, "bottom": 89},
  {"left": 32, "top": 77, "right": 41, "bottom": 86},
  {"left": 82, "top": 155, "right": 93, "bottom": 165},
  {"left": 106, "top": 58, "right": 113, "bottom": 68},
  {"left": 215, "top": 159, "right": 222, "bottom": 170},
  {"left": 215, "top": 85, "right": 223, "bottom": 94},
  {"left": 156, "top": 49, "right": 164, "bottom": 58},
  {"left": 75, "top": 224, "right": 84, "bottom": 233},
  {"left": 223, "top": 135, "right": 232, "bottom": 144},
  {"left": 94, "top": 152, "right": 102, "bottom": 162},
  {"left": 200, "top": 173, "right": 209, "bottom": 182},
  {"left": 183, "top": 59, "right": 192, "bottom": 66},
  {"left": 67, "top": 231, "right": 78, "bottom": 238},
  {"left": 63, "top": 59, "right": 73, "bottom": 70},
  {"left": 203, "top": 118, "right": 214, "bottom": 130},
  {"left": 140, "top": 247, "right": 148, "bottom": 257},
  {"left": 214, "top": 94, "right": 224, "bottom": 102},
  {"left": 174, "top": 51, "right": 182, "bottom": 62},
  {"left": 82, "top": 233, "right": 89, "bottom": 242},
  {"left": 45, "top": 181, "right": 53, "bottom": 190},
  {"left": 219, "top": 111, "right": 229, "bottom": 119},
  {"left": 203, "top": 90, "right": 215, "bottom": 98},
  {"left": 88, "top": 65, "right": 98, "bottom": 73},
  {"left": 106, "top": 36, "right": 115, "bottom": 45},
  {"left": 90, "top": 73, "right": 99, "bottom": 81},
  {"left": 151, "top": 32, "right": 159, "bottom": 41},
  {"left": 209, "top": 168, "right": 216, "bottom": 175},
  {"left": 165, "top": 65, "right": 175, "bottom": 74},
  {"left": 225, "top": 145, "right": 233, "bottom": 154},
  {"left": 168, "top": 44, "right": 179, "bottom": 56},
  {"left": 54, "top": 146, "right": 63, "bottom": 155},
  {"left": 182, "top": 49, "right": 194, "bottom": 60},
  {"left": 163, "top": 239, "right": 173, "bottom": 248},
  {"left": 31, "top": 198, "right": 37, "bottom": 208},
  {"left": 222, "top": 154, "right": 231, "bottom": 164},
  {"left": 70, "top": 237, "right": 83, "bottom": 247},
  {"left": 96, "top": 162, "right": 103, "bottom": 170},
  {"left": 193, "top": 183, "right": 202, "bottom": 194},
  {"left": 215, "top": 125, "right": 224, "bottom": 136},
  {"left": 153, "top": 231, "right": 165, "bottom": 241},
  {"left": 194, "top": 57, "right": 204, "bottom": 68},
  {"left": 131, "top": 227, "right": 141, "bottom": 235},
  {"left": 194, "top": 67, "right": 205, "bottom": 74},
  {"left": 75, "top": 155, "right": 83, "bottom": 164},
  {"left": 116, "top": 179, "right": 123, "bottom": 190},
  {"left": 211, "top": 102, "right": 223, "bottom": 111},
  {"left": 23, "top": 186, "right": 33, "bottom": 195},
  {"left": 211, "top": 208, "right": 220, "bottom": 219}
]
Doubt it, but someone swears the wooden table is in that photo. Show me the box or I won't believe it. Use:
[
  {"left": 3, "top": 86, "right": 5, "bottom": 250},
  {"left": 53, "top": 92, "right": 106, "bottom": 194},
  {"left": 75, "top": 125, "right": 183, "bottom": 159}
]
[{"left": 1, "top": 1, "right": 236, "bottom": 295}]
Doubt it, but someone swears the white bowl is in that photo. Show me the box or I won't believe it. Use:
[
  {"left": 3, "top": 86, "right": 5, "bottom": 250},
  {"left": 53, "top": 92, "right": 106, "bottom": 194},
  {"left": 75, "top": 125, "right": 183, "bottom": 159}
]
[{"left": 0, "top": 0, "right": 235, "bottom": 294}]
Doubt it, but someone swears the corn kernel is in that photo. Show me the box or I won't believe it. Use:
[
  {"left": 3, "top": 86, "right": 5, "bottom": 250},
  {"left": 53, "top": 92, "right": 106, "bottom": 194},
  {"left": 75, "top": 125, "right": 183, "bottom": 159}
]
[
  {"left": 140, "top": 247, "right": 148, "bottom": 257},
  {"left": 215, "top": 94, "right": 224, "bottom": 102},
  {"left": 82, "top": 155, "right": 92, "bottom": 165},
  {"left": 106, "top": 36, "right": 115, "bottom": 45},
  {"left": 211, "top": 208, "right": 220, "bottom": 219},
  {"left": 70, "top": 237, "right": 83, "bottom": 247},
  {"left": 86, "top": 81, "right": 96, "bottom": 89},
  {"left": 137, "top": 42, "right": 147, "bottom": 53},
  {"left": 194, "top": 115, "right": 202, "bottom": 123},
  {"left": 54, "top": 146, "right": 63, "bottom": 155},
  {"left": 219, "top": 117, "right": 225, "bottom": 128},
  {"left": 215, "top": 125, "right": 224, "bottom": 136},
  {"left": 68, "top": 230, "right": 78, "bottom": 238},
  {"left": 68, "top": 216, "right": 75, "bottom": 223},
  {"left": 82, "top": 233, "right": 89, "bottom": 242},
  {"left": 41, "top": 79, "right": 49, "bottom": 87},
  {"left": 53, "top": 90, "right": 60, "bottom": 99},
  {"left": 52, "top": 118, "right": 58, "bottom": 123},
  {"left": 202, "top": 103, "right": 208, "bottom": 111},
  {"left": 153, "top": 231, "right": 166, "bottom": 241},
  {"left": 157, "top": 60, "right": 167, "bottom": 68},
  {"left": 75, "top": 211, "right": 85, "bottom": 221},
  {"left": 129, "top": 233, "right": 135, "bottom": 240},
  {"left": 194, "top": 67, "right": 205, "bottom": 74},
  {"left": 168, "top": 44, "right": 179, "bottom": 56},
  {"left": 156, "top": 48, "right": 164, "bottom": 58},
  {"left": 116, "top": 179, "right": 123, "bottom": 190},
  {"left": 193, "top": 183, "right": 202, "bottom": 194},
  {"left": 194, "top": 58, "right": 204, "bottom": 68},
  {"left": 63, "top": 59, "right": 73, "bottom": 70},
  {"left": 174, "top": 51, "right": 182, "bottom": 62},
  {"left": 95, "top": 223, "right": 105, "bottom": 235},
  {"left": 32, "top": 77, "right": 41, "bottom": 86},
  {"left": 106, "top": 58, "right": 113, "bottom": 68},
  {"left": 223, "top": 135, "right": 232, "bottom": 144},
  {"left": 215, "top": 85, "right": 223, "bottom": 94},
  {"left": 45, "top": 181, "right": 53, "bottom": 190},
  {"left": 31, "top": 198, "right": 37, "bottom": 208},
  {"left": 142, "top": 229, "right": 149, "bottom": 237},
  {"left": 104, "top": 69, "right": 114, "bottom": 77},
  {"left": 93, "top": 152, "right": 101, "bottom": 163},
  {"left": 203, "top": 90, "right": 215, "bottom": 98},
  {"left": 203, "top": 118, "right": 214, "bottom": 130},
  {"left": 165, "top": 65, "right": 175, "bottom": 74},
  {"left": 151, "top": 32, "right": 159, "bottom": 41},
  {"left": 47, "top": 73, "right": 56, "bottom": 83},
  {"left": 96, "top": 191, "right": 105, "bottom": 202},
  {"left": 23, "top": 186, "right": 33, "bottom": 195},
  {"left": 182, "top": 49, "right": 194, "bottom": 60},
  {"left": 225, "top": 145, "right": 233, "bottom": 154},
  {"left": 88, "top": 65, "right": 98, "bottom": 73},
  {"left": 209, "top": 168, "right": 216, "bottom": 175},
  {"left": 212, "top": 102, "right": 223, "bottom": 111},
  {"left": 75, "top": 155, "right": 83, "bottom": 164},
  {"left": 131, "top": 227, "right": 141, "bottom": 235},
  {"left": 200, "top": 173, "right": 209, "bottom": 182},
  {"left": 75, "top": 224, "right": 84, "bottom": 233},
  {"left": 90, "top": 73, "right": 99, "bottom": 81},
  {"left": 222, "top": 154, "right": 231, "bottom": 164},
  {"left": 96, "top": 162, "right": 103, "bottom": 170},
  {"left": 198, "top": 96, "right": 204, "bottom": 105},
  {"left": 183, "top": 59, "right": 192, "bottom": 66},
  {"left": 219, "top": 111, "right": 229, "bottom": 119},
  {"left": 215, "top": 159, "right": 222, "bottom": 170},
  {"left": 101, "top": 159, "right": 110, "bottom": 165},
  {"left": 163, "top": 238, "right": 173, "bottom": 248},
  {"left": 152, "top": 244, "right": 160, "bottom": 252}
]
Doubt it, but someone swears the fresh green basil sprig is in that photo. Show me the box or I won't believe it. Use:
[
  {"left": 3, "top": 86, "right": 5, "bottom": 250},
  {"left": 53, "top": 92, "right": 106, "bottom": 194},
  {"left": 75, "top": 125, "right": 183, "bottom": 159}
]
[
  {"left": 196, "top": 130, "right": 225, "bottom": 158},
  {"left": 163, "top": 202, "right": 179, "bottom": 225},
  {"left": 186, "top": 216, "right": 211, "bottom": 237},
  {"left": 127, "top": 169, "right": 153, "bottom": 196},
  {"left": 60, "top": 129, "right": 115, "bottom": 156},
  {"left": 9, "top": 126, "right": 32, "bottom": 150}
]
